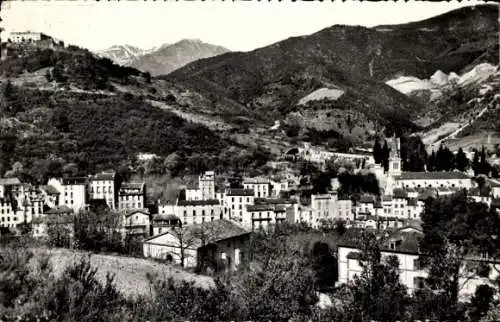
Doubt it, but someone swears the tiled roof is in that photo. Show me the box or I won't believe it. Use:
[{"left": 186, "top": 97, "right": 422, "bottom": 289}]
[
  {"left": 0, "top": 177, "right": 22, "bottom": 185},
  {"left": 489, "top": 179, "right": 500, "bottom": 188},
  {"left": 91, "top": 172, "right": 116, "bottom": 181},
  {"left": 346, "top": 251, "right": 362, "bottom": 260},
  {"left": 226, "top": 188, "right": 254, "bottom": 196},
  {"left": 42, "top": 185, "right": 60, "bottom": 195},
  {"left": 44, "top": 205, "right": 73, "bottom": 215},
  {"left": 192, "top": 219, "right": 250, "bottom": 244},
  {"left": 119, "top": 182, "right": 145, "bottom": 194},
  {"left": 396, "top": 171, "right": 470, "bottom": 181},
  {"left": 254, "top": 198, "right": 297, "bottom": 205},
  {"left": 247, "top": 204, "right": 275, "bottom": 212},
  {"left": 145, "top": 219, "right": 250, "bottom": 246},
  {"left": 152, "top": 214, "right": 180, "bottom": 221},
  {"left": 382, "top": 196, "right": 392, "bottom": 202},
  {"left": 62, "top": 177, "right": 87, "bottom": 185},
  {"left": 124, "top": 208, "right": 150, "bottom": 217},
  {"left": 177, "top": 199, "right": 220, "bottom": 206},
  {"left": 243, "top": 177, "right": 270, "bottom": 184}
]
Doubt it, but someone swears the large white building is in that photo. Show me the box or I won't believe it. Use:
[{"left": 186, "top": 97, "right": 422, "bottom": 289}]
[
  {"left": 243, "top": 177, "right": 270, "bottom": 198},
  {"left": 89, "top": 172, "right": 118, "bottom": 209},
  {"left": 175, "top": 199, "right": 223, "bottom": 226},
  {"left": 47, "top": 177, "right": 88, "bottom": 213},
  {"left": 118, "top": 182, "right": 145, "bottom": 210},
  {"left": 224, "top": 188, "right": 254, "bottom": 223},
  {"left": 337, "top": 230, "right": 500, "bottom": 300}
]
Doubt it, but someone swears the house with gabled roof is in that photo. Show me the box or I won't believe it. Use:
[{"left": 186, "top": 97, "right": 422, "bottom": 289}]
[{"left": 143, "top": 219, "right": 251, "bottom": 272}]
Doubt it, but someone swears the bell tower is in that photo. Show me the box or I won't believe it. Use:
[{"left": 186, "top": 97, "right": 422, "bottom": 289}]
[{"left": 388, "top": 135, "right": 402, "bottom": 177}]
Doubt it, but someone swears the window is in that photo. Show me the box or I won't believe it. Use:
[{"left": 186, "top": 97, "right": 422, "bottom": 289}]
[
  {"left": 202, "top": 210, "right": 205, "bottom": 216},
  {"left": 413, "top": 258, "right": 422, "bottom": 270},
  {"left": 414, "top": 277, "right": 425, "bottom": 290},
  {"left": 183, "top": 210, "right": 187, "bottom": 217},
  {"left": 193, "top": 210, "right": 196, "bottom": 217}
]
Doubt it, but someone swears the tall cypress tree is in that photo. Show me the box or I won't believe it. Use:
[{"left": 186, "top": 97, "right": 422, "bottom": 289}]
[
  {"left": 382, "top": 141, "right": 390, "bottom": 172},
  {"left": 436, "top": 145, "right": 445, "bottom": 171},
  {"left": 373, "top": 139, "right": 382, "bottom": 165},
  {"left": 427, "top": 150, "right": 436, "bottom": 172},
  {"left": 455, "top": 148, "right": 469, "bottom": 172}
]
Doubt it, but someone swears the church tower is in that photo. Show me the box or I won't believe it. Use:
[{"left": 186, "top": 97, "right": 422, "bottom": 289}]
[{"left": 388, "top": 135, "right": 402, "bottom": 177}]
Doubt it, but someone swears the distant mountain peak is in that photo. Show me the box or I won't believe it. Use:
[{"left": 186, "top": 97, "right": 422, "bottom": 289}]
[{"left": 128, "top": 39, "right": 230, "bottom": 76}]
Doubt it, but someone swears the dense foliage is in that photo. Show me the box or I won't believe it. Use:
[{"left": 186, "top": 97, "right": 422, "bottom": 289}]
[{"left": 0, "top": 86, "right": 272, "bottom": 181}]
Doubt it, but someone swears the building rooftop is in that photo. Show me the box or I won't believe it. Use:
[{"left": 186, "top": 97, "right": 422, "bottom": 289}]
[
  {"left": 91, "top": 172, "right": 116, "bottom": 181},
  {"left": 124, "top": 208, "right": 150, "bottom": 217},
  {"left": 396, "top": 171, "right": 470, "bottom": 181},
  {"left": 243, "top": 177, "right": 270, "bottom": 184},
  {"left": 44, "top": 205, "right": 73, "bottom": 215},
  {"left": 192, "top": 219, "right": 250, "bottom": 244},
  {"left": 145, "top": 219, "right": 250, "bottom": 246},
  {"left": 254, "top": 198, "right": 297, "bottom": 205},
  {"left": 226, "top": 188, "right": 254, "bottom": 197},
  {"left": 247, "top": 204, "right": 275, "bottom": 212},
  {"left": 119, "top": 182, "right": 145, "bottom": 194},
  {"left": 152, "top": 214, "right": 180, "bottom": 222},
  {"left": 42, "top": 185, "right": 60, "bottom": 195},
  {"left": 0, "top": 177, "right": 22, "bottom": 186},
  {"left": 62, "top": 177, "right": 87, "bottom": 185},
  {"left": 177, "top": 199, "right": 220, "bottom": 206}
]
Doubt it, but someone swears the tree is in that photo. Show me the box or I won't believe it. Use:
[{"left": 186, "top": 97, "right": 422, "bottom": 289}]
[
  {"left": 373, "top": 139, "right": 382, "bottom": 164},
  {"left": 346, "top": 232, "right": 411, "bottom": 322},
  {"left": 382, "top": 140, "right": 390, "bottom": 172},
  {"left": 310, "top": 241, "right": 337, "bottom": 290},
  {"left": 233, "top": 252, "right": 319, "bottom": 321},
  {"left": 467, "top": 284, "right": 495, "bottom": 321},
  {"left": 171, "top": 226, "right": 198, "bottom": 268},
  {"left": 456, "top": 147, "right": 470, "bottom": 172},
  {"left": 419, "top": 192, "right": 500, "bottom": 320}
]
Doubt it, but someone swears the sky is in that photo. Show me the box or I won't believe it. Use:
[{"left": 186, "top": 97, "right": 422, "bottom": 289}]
[{"left": 1, "top": 1, "right": 493, "bottom": 52}]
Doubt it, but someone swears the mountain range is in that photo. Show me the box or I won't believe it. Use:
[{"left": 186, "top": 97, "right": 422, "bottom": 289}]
[
  {"left": 96, "top": 39, "right": 230, "bottom": 76},
  {"left": 164, "top": 4, "right": 498, "bottom": 144}
]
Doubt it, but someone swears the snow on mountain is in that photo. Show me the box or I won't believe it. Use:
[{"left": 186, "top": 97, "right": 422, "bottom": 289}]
[
  {"left": 386, "top": 63, "right": 498, "bottom": 99},
  {"left": 95, "top": 44, "right": 149, "bottom": 66}
]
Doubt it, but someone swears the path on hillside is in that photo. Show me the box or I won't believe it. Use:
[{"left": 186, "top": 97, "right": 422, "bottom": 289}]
[{"left": 429, "top": 105, "right": 489, "bottom": 151}]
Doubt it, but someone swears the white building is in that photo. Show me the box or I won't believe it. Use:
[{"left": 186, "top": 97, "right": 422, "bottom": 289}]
[
  {"left": 118, "top": 182, "right": 145, "bottom": 210},
  {"left": 337, "top": 230, "right": 500, "bottom": 300},
  {"left": 224, "top": 188, "right": 254, "bottom": 223},
  {"left": 176, "top": 199, "right": 223, "bottom": 226},
  {"left": 89, "top": 172, "right": 118, "bottom": 209},
  {"left": 47, "top": 177, "right": 88, "bottom": 213},
  {"left": 243, "top": 177, "right": 270, "bottom": 198}
]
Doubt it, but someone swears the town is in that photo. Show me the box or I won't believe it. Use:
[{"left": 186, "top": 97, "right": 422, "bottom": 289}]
[
  {"left": 1, "top": 134, "right": 499, "bottom": 299},
  {"left": 1, "top": 2, "right": 500, "bottom": 321}
]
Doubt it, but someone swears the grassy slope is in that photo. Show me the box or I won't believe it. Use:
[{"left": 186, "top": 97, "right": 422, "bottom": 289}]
[{"left": 32, "top": 248, "right": 214, "bottom": 297}]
